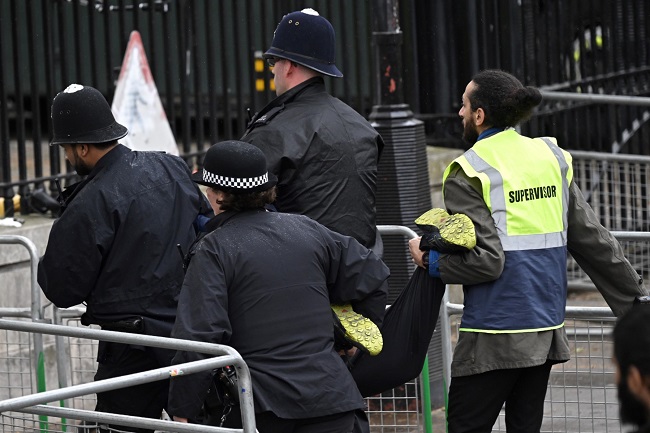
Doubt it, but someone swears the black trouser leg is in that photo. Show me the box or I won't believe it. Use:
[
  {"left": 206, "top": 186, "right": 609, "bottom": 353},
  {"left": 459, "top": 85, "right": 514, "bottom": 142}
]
[
  {"left": 94, "top": 343, "right": 169, "bottom": 433},
  {"left": 504, "top": 362, "right": 552, "bottom": 433},
  {"left": 447, "top": 362, "right": 552, "bottom": 433}
]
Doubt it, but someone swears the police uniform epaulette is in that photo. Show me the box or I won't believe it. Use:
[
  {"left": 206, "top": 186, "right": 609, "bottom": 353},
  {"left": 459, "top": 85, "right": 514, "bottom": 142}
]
[{"left": 252, "top": 104, "right": 285, "bottom": 126}]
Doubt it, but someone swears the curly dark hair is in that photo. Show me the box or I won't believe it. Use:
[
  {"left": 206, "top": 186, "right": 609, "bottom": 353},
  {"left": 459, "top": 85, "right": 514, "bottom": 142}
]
[
  {"left": 468, "top": 69, "right": 542, "bottom": 128},
  {"left": 215, "top": 187, "right": 277, "bottom": 212}
]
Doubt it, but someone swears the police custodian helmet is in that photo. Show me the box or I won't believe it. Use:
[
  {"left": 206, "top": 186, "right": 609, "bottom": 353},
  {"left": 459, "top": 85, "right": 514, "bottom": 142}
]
[
  {"left": 50, "top": 84, "right": 128, "bottom": 146},
  {"left": 263, "top": 8, "right": 343, "bottom": 78}
]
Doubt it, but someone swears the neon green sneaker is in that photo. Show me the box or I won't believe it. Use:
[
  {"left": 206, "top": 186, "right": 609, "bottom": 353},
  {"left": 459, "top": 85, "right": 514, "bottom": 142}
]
[
  {"left": 415, "top": 208, "right": 476, "bottom": 253},
  {"left": 331, "top": 304, "right": 383, "bottom": 356}
]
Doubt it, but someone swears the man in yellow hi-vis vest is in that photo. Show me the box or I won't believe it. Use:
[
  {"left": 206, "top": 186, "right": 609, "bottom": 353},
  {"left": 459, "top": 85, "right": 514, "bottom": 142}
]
[{"left": 409, "top": 69, "right": 648, "bottom": 433}]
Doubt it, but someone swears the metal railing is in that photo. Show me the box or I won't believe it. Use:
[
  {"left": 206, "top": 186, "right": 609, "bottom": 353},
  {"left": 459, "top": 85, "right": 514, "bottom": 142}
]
[
  {"left": 0, "top": 235, "right": 43, "bottom": 321},
  {"left": 3, "top": 0, "right": 650, "bottom": 217},
  {"left": 0, "top": 235, "right": 47, "bottom": 408},
  {"left": 441, "top": 300, "right": 622, "bottom": 433},
  {"left": 0, "top": 234, "right": 258, "bottom": 431},
  {"left": 0, "top": 319, "right": 257, "bottom": 433},
  {"left": 0, "top": 229, "right": 435, "bottom": 433},
  {"left": 376, "top": 225, "right": 432, "bottom": 433},
  {"left": 540, "top": 91, "right": 650, "bottom": 107},
  {"left": 3, "top": 226, "right": 646, "bottom": 432},
  {"left": 439, "top": 230, "right": 650, "bottom": 433},
  {"left": 568, "top": 151, "right": 650, "bottom": 288},
  {"left": 441, "top": 302, "right": 619, "bottom": 433},
  {"left": 534, "top": 88, "right": 650, "bottom": 155},
  {"left": 0, "top": 0, "right": 379, "bottom": 219}
]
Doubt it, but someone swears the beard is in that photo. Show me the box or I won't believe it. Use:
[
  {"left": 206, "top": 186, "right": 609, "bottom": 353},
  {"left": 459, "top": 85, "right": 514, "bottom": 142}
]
[
  {"left": 462, "top": 116, "right": 479, "bottom": 144},
  {"left": 618, "top": 380, "right": 649, "bottom": 428},
  {"left": 71, "top": 148, "right": 92, "bottom": 176}
]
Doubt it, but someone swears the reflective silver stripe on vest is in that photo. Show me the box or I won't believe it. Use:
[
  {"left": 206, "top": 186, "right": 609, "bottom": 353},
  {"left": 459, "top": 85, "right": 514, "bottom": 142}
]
[
  {"left": 464, "top": 149, "right": 508, "bottom": 230},
  {"left": 499, "top": 232, "right": 566, "bottom": 250},
  {"left": 464, "top": 140, "right": 570, "bottom": 251},
  {"left": 540, "top": 137, "right": 570, "bottom": 232}
]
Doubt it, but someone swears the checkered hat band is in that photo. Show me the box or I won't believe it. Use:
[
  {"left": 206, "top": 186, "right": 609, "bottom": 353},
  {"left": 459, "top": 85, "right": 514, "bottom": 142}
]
[{"left": 203, "top": 170, "right": 269, "bottom": 189}]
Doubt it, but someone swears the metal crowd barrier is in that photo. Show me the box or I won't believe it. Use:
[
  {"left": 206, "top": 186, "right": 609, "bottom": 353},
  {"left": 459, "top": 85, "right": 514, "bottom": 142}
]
[
  {"left": 569, "top": 151, "right": 650, "bottom": 288},
  {"left": 373, "top": 225, "right": 430, "bottom": 433},
  {"left": 0, "top": 235, "right": 47, "bottom": 408},
  {"left": 6, "top": 227, "right": 642, "bottom": 432},
  {"left": 1, "top": 229, "right": 434, "bottom": 433},
  {"left": 439, "top": 229, "right": 650, "bottom": 433},
  {"left": 441, "top": 301, "right": 618, "bottom": 433},
  {"left": 52, "top": 309, "right": 429, "bottom": 433},
  {"left": 54, "top": 225, "right": 432, "bottom": 433},
  {"left": 0, "top": 319, "right": 257, "bottom": 433}
]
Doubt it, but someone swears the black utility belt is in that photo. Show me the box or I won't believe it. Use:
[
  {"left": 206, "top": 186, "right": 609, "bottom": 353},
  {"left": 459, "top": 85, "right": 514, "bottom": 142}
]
[{"left": 97, "top": 317, "right": 144, "bottom": 333}]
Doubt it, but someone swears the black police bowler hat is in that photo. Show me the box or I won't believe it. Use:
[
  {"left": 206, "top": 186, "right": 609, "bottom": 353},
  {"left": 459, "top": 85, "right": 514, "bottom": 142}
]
[
  {"left": 192, "top": 141, "right": 278, "bottom": 194},
  {"left": 263, "top": 8, "right": 343, "bottom": 78},
  {"left": 50, "top": 84, "right": 128, "bottom": 146}
]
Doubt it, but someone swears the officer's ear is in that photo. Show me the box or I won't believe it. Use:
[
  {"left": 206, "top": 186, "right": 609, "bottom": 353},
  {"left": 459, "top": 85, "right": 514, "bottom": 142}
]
[
  {"left": 474, "top": 107, "right": 486, "bottom": 127},
  {"left": 77, "top": 143, "right": 89, "bottom": 157}
]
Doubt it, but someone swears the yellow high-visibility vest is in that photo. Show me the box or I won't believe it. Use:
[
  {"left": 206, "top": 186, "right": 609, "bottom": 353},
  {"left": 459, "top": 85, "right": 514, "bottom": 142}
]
[{"left": 443, "top": 130, "right": 573, "bottom": 333}]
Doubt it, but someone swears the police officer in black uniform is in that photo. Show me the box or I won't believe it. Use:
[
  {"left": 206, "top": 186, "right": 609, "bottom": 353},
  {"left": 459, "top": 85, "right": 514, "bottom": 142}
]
[
  {"left": 168, "top": 141, "right": 389, "bottom": 433},
  {"left": 38, "top": 84, "right": 211, "bottom": 432},
  {"left": 241, "top": 8, "right": 384, "bottom": 254}
]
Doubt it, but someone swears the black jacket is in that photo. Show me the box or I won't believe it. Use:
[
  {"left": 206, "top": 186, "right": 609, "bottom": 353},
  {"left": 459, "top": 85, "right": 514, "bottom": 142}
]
[
  {"left": 38, "top": 144, "right": 209, "bottom": 338},
  {"left": 168, "top": 210, "right": 389, "bottom": 420},
  {"left": 241, "top": 77, "right": 384, "bottom": 249}
]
